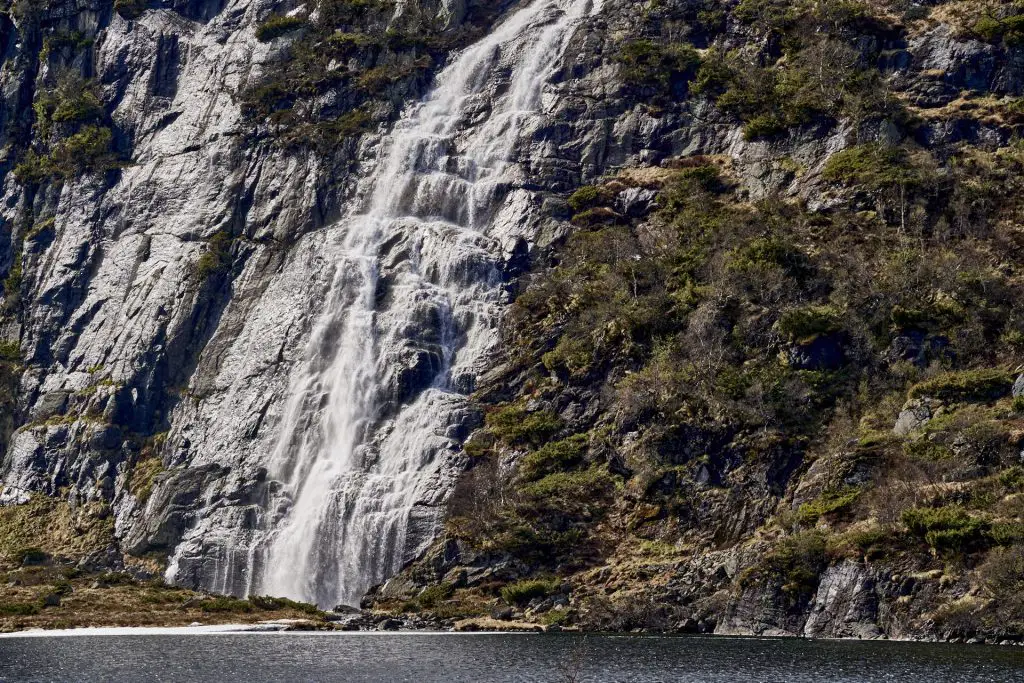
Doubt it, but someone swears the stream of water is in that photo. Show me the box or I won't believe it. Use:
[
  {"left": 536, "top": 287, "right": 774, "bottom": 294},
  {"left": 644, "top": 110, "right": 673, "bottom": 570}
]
[{"left": 246, "top": 0, "right": 593, "bottom": 607}]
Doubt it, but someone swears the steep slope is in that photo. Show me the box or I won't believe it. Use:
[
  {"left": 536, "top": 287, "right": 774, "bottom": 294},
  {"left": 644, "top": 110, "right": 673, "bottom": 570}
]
[
  {"left": 1, "top": 0, "right": 1024, "bottom": 640},
  {"left": 365, "top": 0, "right": 1024, "bottom": 642}
]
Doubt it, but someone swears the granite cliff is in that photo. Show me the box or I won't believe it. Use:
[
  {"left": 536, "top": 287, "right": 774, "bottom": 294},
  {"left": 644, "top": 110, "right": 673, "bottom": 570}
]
[{"left": 0, "top": 0, "right": 1023, "bottom": 641}]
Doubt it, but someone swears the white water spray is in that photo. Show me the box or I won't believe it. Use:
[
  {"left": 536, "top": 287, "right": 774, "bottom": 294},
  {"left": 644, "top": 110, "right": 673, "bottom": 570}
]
[{"left": 251, "top": 0, "right": 593, "bottom": 608}]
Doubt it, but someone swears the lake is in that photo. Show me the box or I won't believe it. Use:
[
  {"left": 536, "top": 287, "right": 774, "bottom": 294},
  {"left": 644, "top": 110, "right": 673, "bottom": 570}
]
[{"left": 0, "top": 631, "right": 1022, "bottom": 682}]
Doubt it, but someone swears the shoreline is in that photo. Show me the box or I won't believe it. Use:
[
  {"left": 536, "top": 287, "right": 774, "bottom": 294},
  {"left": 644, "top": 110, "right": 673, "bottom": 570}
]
[{"left": 2, "top": 623, "right": 1022, "bottom": 647}]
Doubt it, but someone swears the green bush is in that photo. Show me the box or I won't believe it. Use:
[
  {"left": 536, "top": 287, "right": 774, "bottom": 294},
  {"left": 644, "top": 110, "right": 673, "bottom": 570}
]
[
  {"left": 690, "top": 47, "right": 735, "bottom": 98},
  {"left": 751, "top": 531, "right": 827, "bottom": 602},
  {"left": 796, "top": 487, "right": 859, "bottom": 524},
  {"left": 41, "top": 31, "right": 93, "bottom": 61},
  {"left": 0, "top": 601, "right": 40, "bottom": 616},
  {"left": 3, "top": 253, "right": 22, "bottom": 305},
  {"left": 973, "top": 14, "right": 1024, "bottom": 46},
  {"left": 822, "top": 144, "right": 921, "bottom": 190},
  {"left": 194, "top": 231, "right": 233, "bottom": 280},
  {"left": 734, "top": 0, "right": 803, "bottom": 31},
  {"left": 518, "top": 434, "right": 588, "bottom": 482},
  {"left": 743, "top": 112, "right": 787, "bottom": 140},
  {"left": 486, "top": 405, "right": 562, "bottom": 448},
  {"left": 518, "top": 466, "right": 614, "bottom": 507},
  {"left": 902, "top": 506, "right": 990, "bottom": 555},
  {"left": 500, "top": 578, "right": 560, "bottom": 606},
  {"left": 33, "top": 76, "right": 105, "bottom": 141},
  {"left": 325, "top": 31, "right": 381, "bottom": 52},
  {"left": 256, "top": 15, "right": 307, "bottom": 42},
  {"left": 617, "top": 40, "right": 700, "bottom": 96},
  {"left": 728, "top": 236, "right": 809, "bottom": 279},
  {"left": 128, "top": 457, "right": 164, "bottom": 504},
  {"left": 567, "top": 186, "right": 604, "bottom": 213},
  {"left": 776, "top": 305, "right": 843, "bottom": 342},
  {"left": 0, "top": 340, "right": 19, "bottom": 363},
  {"left": 906, "top": 369, "right": 1013, "bottom": 403},
  {"left": 19, "top": 125, "right": 121, "bottom": 181},
  {"left": 416, "top": 582, "right": 455, "bottom": 608},
  {"left": 990, "top": 522, "right": 1024, "bottom": 546},
  {"left": 999, "top": 466, "right": 1024, "bottom": 490},
  {"left": 200, "top": 596, "right": 252, "bottom": 613}
]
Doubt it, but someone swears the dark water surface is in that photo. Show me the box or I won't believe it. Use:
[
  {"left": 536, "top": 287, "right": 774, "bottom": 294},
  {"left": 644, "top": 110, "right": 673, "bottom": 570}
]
[{"left": 1, "top": 632, "right": 1023, "bottom": 682}]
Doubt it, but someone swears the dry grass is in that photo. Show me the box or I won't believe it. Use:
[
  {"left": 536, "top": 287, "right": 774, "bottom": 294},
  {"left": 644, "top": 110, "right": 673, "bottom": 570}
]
[{"left": 0, "top": 566, "right": 329, "bottom": 632}]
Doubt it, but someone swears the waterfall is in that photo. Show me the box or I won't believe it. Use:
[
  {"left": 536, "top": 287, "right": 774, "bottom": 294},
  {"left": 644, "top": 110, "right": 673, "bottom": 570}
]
[{"left": 247, "top": 0, "right": 594, "bottom": 608}]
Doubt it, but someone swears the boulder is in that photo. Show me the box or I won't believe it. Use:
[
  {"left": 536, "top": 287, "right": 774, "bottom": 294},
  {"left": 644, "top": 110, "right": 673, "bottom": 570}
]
[{"left": 894, "top": 398, "right": 942, "bottom": 436}]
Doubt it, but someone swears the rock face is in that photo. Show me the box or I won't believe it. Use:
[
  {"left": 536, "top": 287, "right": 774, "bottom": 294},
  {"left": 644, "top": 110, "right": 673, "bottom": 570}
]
[
  {"left": 0, "top": 0, "right": 1022, "bottom": 635},
  {"left": 2, "top": 0, "right": 755, "bottom": 605}
]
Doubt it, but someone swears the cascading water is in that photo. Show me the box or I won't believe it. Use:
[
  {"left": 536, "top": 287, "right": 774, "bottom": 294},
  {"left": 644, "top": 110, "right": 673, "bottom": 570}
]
[{"left": 244, "top": 0, "right": 596, "bottom": 608}]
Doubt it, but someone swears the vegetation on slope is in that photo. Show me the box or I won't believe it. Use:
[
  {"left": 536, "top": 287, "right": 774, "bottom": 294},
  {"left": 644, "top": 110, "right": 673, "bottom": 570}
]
[
  {"left": 369, "top": 0, "right": 1024, "bottom": 640},
  {"left": 238, "top": 0, "right": 507, "bottom": 149},
  {"left": 0, "top": 494, "right": 328, "bottom": 632}
]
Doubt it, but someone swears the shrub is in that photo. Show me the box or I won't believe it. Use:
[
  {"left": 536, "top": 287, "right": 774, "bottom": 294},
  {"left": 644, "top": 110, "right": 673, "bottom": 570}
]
[
  {"left": 734, "top": 0, "right": 803, "bottom": 31},
  {"left": 128, "top": 457, "right": 164, "bottom": 504},
  {"left": 822, "top": 144, "right": 921, "bottom": 190},
  {"left": 32, "top": 76, "right": 105, "bottom": 141},
  {"left": 0, "top": 601, "right": 40, "bottom": 616},
  {"left": 973, "top": 14, "right": 1024, "bottom": 46},
  {"left": 325, "top": 31, "right": 380, "bottom": 53},
  {"left": 567, "top": 186, "right": 604, "bottom": 213},
  {"left": 416, "top": 582, "right": 454, "bottom": 608},
  {"left": 355, "top": 65, "right": 415, "bottom": 92},
  {"left": 518, "top": 434, "right": 588, "bottom": 482},
  {"left": 3, "top": 254, "right": 22, "bottom": 303},
  {"left": 256, "top": 15, "right": 306, "bottom": 42},
  {"left": 990, "top": 521, "right": 1024, "bottom": 546},
  {"left": 41, "top": 31, "right": 93, "bottom": 61},
  {"left": 776, "top": 305, "right": 843, "bottom": 342},
  {"left": 902, "top": 506, "right": 990, "bottom": 555},
  {"left": 500, "top": 578, "right": 560, "bottom": 606},
  {"left": 999, "top": 466, "right": 1024, "bottom": 489},
  {"left": 750, "top": 531, "right": 827, "bottom": 602},
  {"left": 0, "top": 340, "right": 19, "bottom": 362},
  {"left": 743, "top": 112, "right": 787, "bottom": 140},
  {"left": 796, "top": 487, "right": 860, "bottom": 524},
  {"left": 978, "top": 546, "right": 1024, "bottom": 600},
  {"left": 728, "top": 236, "right": 810, "bottom": 280},
  {"left": 690, "top": 50, "right": 733, "bottom": 98},
  {"left": 830, "top": 526, "right": 891, "bottom": 560},
  {"left": 194, "top": 230, "right": 233, "bottom": 280},
  {"left": 906, "top": 369, "right": 1012, "bottom": 403},
  {"left": 486, "top": 404, "right": 562, "bottom": 448},
  {"left": 542, "top": 334, "right": 595, "bottom": 376},
  {"left": 518, "top": 466, "right": 614, "bottom": 503},
  {"left": 47, "top": 125, "right": 118, "bottom": 178},
  {"left": 617, "top": 40, "right": 700, "bottom": 96},
  {"left": 200, "top": 596, "right": 252, "bottom": 612}
]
